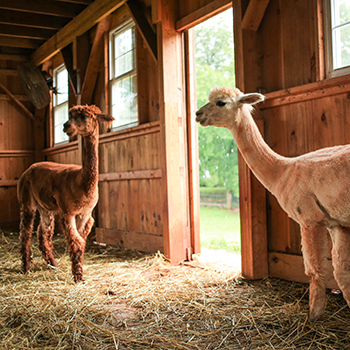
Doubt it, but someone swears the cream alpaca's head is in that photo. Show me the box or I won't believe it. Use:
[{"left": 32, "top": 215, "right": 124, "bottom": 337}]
[
  {"left": 63, "top": 105, "right": 115, "bottom": 137},
  {"left": 195, "top": 86, "right": 265, "bottom": 128}
]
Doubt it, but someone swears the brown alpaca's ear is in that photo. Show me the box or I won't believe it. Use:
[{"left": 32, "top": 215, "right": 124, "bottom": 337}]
[{"left": 96, "top": 113, "right": 115, "bottom": 122}]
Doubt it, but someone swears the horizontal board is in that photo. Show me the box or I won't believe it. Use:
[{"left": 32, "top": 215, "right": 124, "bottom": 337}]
[
  {"left": 99, "top": 169, "right": 162, "bottom": 181},
  {"left": 95, "top": 227, "right": 164, "bottom": 253},
  {"left": 269, "top": 252, "right": 339, "bottom": 290}
]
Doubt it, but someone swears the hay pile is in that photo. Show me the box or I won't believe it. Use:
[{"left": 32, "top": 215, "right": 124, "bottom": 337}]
[{"left": 1, "top": 229, "right": 350, "bottom": 349}]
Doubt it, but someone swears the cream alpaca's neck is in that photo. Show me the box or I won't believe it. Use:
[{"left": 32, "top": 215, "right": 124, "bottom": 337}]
[
  {"left": 229, "top": 105, "right": 288, "bottom": 193},
  {"left": 80, "top": 128, "right": 99, "bottom": 193}
]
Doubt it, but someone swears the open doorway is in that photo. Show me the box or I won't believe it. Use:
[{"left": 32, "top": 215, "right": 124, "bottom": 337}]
[{"left": 192, "top": 8, "right": 241, "bottom": 269}]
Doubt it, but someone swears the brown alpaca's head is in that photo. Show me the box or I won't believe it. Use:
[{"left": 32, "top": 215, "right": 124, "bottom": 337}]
[
  {"left": 63, "top": 105, "right": 115, "bottom": 137},
  {"left": 195, "top": 86, "right": 265, "bottom": 128}
]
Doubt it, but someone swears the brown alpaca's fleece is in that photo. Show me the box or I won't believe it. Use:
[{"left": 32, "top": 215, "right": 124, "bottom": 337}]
[{"left": 18, "top": 105, "right": 114, "bottom": 282}]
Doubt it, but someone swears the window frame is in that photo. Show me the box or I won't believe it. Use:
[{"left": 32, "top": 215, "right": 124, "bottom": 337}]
[
  {"left": 52, "top": 64, "right": 69, "bottom": 145},
  {"left": 324, "top": 0, "right": 350, "bottom": 78},
  {"left": 109, "top": 19, "right": 138, "bottom": 131}
]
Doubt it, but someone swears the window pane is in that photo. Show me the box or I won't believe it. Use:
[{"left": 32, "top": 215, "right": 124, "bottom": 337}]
[
  {"left": 332, "top": 0, "right": 350, "bottom": 26},
  {"left": 333, "top": 24, "right": 350, "bottom": 69},
  {"left": 113, "top": 27, "right": 135, "bottom": 78},
  {"left": 54, "top": 102, "right": 69, "bottom": 144},
  {"left": 111, "top": 74, "right": 138, "bottom": 128},
  {"left": 55, "top": 68, "right": 69, "bottom": 105}
]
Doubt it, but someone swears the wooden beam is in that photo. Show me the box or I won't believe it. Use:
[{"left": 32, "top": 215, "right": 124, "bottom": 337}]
[
  {"left": 0, "top": 36, "right": 39, "bottom": 49},
  {"left": 0, "top": 0, "right": 83, "bottom": 18},
  {"left": 241, "top": 0, "right": 270, "bottom": 31},
  {"left": 0, "top": 24, "right": 55, "bottom": 40},
  {"left": 31, "top": 0, "right": 126, "bottom": 65},
  {"left": 0, "top": 9, "right": 68, "bottom": 30},
  {"left": 0, "top": 180, "right": 18, "bottom": 187},
  {"left": 61, "top": 43, "right": 78, "bottom": 96},
  {"left": 81, "top": 16, "right": 111, "bottom": 105},
  {"left": 0, "top": 82, "right": 34, "bottom": 120},
  {"left": 0, "top": 53, "right": 28, "bottom": 61},
  {"left": 176, "top": 0, "right": 232, "bottom": 32},
  {"left": 125, "top": 0, "right": 157, "bottom": 62}
]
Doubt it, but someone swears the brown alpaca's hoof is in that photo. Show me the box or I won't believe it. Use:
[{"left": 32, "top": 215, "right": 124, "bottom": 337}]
[{"left": 74, "top": 274, "right": 84, "bottom": 283}]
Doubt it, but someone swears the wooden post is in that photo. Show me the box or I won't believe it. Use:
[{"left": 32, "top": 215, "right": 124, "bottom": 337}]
[
  {"left": 234, "top": 0, "right": 268, "bottom": 279},
  {"left": 158, "top": 0, "right": 192, "bottom": 263}
]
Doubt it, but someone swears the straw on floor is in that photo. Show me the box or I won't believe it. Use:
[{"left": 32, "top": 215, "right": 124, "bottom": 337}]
[{"left": 0, "top": 229, "right": 349, "bottom": 349}]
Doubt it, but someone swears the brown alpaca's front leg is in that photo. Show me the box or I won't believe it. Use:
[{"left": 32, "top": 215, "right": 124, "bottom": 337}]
[
  {"left": 301, "top": 225, "right": 332, "bottom": 321},
  {"left": 330, "top": 226, "right": 350, "bottom": 308},
  {"left": 37, "top": 211, "right": 57, "bottom": 268},
  {"left": 19, "top": 206, "right": 35, "bottom": 274},
  {"left": 62, "top": 214, "right": 86, "bottom": 282}
]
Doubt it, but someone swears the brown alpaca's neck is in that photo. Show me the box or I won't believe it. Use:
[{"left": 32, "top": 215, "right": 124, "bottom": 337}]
[
  {"left": 229, "top": 106, "right": 289, "bottom": 192},
  {"left": 81, "top": 129, "right": 99, "bottom": 192}
]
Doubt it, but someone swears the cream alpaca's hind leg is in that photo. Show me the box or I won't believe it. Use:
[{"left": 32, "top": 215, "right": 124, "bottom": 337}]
[
  {"left": 37, "top": 210, "right": 57, "bottom": 268},
  {"left": 301, "top": 225, "right": 332, "bottom": 321},
  {"left": 330, "top": 226, "right": 350, "bottom": 307}
]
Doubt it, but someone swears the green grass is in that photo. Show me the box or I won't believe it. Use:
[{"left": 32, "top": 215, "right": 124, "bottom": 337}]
[{"left": 200, "top": 206, "right": 241, "bottom": 253}]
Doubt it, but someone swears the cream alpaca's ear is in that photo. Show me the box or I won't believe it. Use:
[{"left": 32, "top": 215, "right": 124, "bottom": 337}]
[
  {"left": 97, "top": 113, "right": 115, "bottom": 122},
  {"left": 238, "top": 93, "right": 265, "bottom": 106}
]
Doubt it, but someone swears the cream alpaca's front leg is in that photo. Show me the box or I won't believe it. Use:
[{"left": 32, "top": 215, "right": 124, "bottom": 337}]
[
  {"left": 330, "top": 226, "right": 350, "bottom": 307},
  {"left": 62, "top": 214, "right": 86, "bottom": 282},
  {"left": 301, "top": 225, "right": 332, "bottom": 321}
]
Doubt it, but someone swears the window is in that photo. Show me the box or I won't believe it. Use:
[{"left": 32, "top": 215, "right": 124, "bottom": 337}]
[
  {"left": 109, "top": 20, "right": 138, "bottom": 130},
  {"left": 325, "top": 0, "right": 350, "bottom": 76},
  {"left": 53, "top": 65, "right": 69, "bottom": 144}
]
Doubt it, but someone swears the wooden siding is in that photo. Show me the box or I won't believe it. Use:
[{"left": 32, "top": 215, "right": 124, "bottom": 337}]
[{"left": 0, "top": 56, "right": 35, "bottom": 227}]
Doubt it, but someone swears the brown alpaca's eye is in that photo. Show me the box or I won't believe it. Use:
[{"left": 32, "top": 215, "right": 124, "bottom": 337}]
[
  {"left": 81, "top": 114, "right": 88, "bottom": 120},
  {"left": 216, "top": 101, "right": 226, "bottom": 107}
]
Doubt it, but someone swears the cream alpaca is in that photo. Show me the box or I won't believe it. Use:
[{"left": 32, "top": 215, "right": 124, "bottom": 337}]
[
  {"left": 18, "top": 105, "right": 114, "bottom": 282},
  {"left": 196, "top": 86, "right": 350, "bottom": 321}
]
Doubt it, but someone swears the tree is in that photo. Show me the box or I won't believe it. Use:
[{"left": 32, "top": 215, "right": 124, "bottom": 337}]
[{"left": 195, "top": 9, "right": 239, "bottom": 197}]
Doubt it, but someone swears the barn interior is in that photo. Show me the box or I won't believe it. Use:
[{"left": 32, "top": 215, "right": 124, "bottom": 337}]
[{"left": 1, "top": 0, "right": 350, "bottom": 347}]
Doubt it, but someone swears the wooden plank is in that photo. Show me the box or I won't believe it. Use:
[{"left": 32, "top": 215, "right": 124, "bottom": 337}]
[
  {"left": 0, "top": 180, "right": 18, "bottom": 187},
  {"left": 0, "top": 37, "right": 39, "bottom": 49},
  {"left": 262, "top": 75, "right": 350, "bottom": 109},
  {"left": 0, "top": 94, "right": 31, "bottom": 102},
  {"left": 242, "top": 0, "right": 270, "bottom": 31},
  {"left": 31, "top": 0, "right": 126, "bottom": 65},
  {"left": 99, "top": 169, "right": 162, "bottom": 181},
  {"left": 95, "top": 227, "right": 164, "bottom": 253},
  {"left": 0, "top": 54, "right": 27, "bottom": 61},
  {"left": 0, "top": 68, "right": 18, "bottom": 76},
  {"left": 0, "top": 150, "right": 34, "bottom": 157},
  {"left": 81, "top": 16, "right": 111, "bottom": 104},
  {"left": 184, "top": 29, "right": 200, "bottom": 255},
  {"left": 0, "top": 24, "right": 55, "bottom": 40},
  {"left": 176, "top": 0, "right": 232, "bottom": 31},
  {"left": 126, "top": 0, "right": 157, "bottom": 62},
  {"left": 269, "top": 252, "right": 339, "bottom": 290},
  {"left": 0, "top": 82, "right": 34, "bottom": 120}
]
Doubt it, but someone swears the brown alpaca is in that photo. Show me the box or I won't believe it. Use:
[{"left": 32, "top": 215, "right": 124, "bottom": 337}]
[
  {"left": 17, "top": 105, "right": 114, "bottom": 282},
  {"left": 196, "top": 86, "right": 350, "bottom": 321}
]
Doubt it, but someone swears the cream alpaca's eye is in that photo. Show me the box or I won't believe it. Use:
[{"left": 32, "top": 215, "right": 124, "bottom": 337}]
[{"left": 216, "top": 101, "right": 226, "bottom": 107}]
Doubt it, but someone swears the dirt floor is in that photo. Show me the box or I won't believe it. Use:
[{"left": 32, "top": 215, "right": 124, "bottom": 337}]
[{"left": 1, "top": 228, "right": 350, "bottom": 349}]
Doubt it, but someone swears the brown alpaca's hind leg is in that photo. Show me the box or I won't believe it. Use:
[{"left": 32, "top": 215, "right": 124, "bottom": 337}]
[
  {"left": 19, "top": 206, "right": 35, "bottom": 274},
  {"left": 37, "top": 211, "right": 57, "bottom": 268},
  {"left": 62, "top": 214, "right": 86, "bottom": 282},
  {"left": 301, "top": 224, "right": 332, "bottom": 321},
  {"left": 330, "top": 226, "right": 350, "bottom": 308},
  {"left": 76, "top": 214, "right": 94, "bottom": 240}
]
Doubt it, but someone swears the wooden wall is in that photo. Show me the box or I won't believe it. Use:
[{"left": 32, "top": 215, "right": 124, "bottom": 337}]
[{"left": 0, "top": 55, "right": 35, "bottom": 229}]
